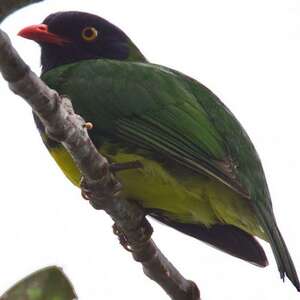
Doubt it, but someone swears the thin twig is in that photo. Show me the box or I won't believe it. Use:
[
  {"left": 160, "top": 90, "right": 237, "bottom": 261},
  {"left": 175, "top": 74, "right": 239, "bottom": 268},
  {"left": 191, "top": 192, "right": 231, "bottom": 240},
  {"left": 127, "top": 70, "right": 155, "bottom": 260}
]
[{"left": 0, "top": 24, "right": 201, "bottom": 300}]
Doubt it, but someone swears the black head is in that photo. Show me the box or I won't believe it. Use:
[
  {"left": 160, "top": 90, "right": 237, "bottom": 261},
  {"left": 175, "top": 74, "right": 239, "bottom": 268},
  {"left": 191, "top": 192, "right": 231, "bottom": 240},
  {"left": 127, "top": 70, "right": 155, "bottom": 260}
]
[{"left": 18, "top": 11, "right": 146, "bottom": 73}]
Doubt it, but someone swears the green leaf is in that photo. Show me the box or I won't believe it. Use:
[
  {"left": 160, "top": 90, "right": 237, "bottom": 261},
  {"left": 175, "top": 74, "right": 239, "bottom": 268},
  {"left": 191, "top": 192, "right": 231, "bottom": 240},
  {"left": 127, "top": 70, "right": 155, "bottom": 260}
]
[{"left": 0, "top": 266, "right": 77, "bottom": 300}]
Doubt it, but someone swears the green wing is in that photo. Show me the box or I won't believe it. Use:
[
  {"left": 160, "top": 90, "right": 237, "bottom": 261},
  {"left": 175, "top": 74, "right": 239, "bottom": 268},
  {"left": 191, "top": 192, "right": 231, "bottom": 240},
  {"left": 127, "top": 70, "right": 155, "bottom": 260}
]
[
  {"left": 43, "top": 61, "right": 247, "bottom": 197},
  {"left": 42, "top": 60, "right": 299, "bottom": 290}
]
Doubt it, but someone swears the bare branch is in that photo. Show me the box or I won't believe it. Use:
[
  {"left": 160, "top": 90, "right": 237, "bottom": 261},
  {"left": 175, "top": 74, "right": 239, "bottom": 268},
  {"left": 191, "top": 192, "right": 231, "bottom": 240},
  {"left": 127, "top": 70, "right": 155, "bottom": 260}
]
[{"left": 0, "top": 24, "right": 200, "bottom": 300}]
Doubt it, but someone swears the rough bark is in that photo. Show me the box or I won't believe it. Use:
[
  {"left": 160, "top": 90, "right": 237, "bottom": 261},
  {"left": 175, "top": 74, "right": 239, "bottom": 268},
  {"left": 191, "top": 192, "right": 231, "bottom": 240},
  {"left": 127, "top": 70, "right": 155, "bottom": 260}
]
[{"left": 0, "top": 2, "right": 201, "bottom": 299}]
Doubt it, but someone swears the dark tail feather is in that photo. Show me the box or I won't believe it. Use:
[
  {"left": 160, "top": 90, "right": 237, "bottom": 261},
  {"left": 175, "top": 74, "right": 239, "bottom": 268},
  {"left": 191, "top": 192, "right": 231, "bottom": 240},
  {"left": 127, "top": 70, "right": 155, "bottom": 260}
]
[
  {"left": 255, "top": 202, "right": 300, "bottom": 291},
  {"left": 150, "top": 213, "right": 268, "bottom": 267}
]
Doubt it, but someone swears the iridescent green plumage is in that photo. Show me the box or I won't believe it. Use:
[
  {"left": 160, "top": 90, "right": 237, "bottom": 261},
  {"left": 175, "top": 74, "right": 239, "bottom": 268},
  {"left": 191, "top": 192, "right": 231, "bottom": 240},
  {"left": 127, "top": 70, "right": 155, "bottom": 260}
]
[
  {"left": 39, "top": 59, "right": 299, "bottom": 289},
  {"left": 19, "top": 10, "right": 299, "bottom": 291}
]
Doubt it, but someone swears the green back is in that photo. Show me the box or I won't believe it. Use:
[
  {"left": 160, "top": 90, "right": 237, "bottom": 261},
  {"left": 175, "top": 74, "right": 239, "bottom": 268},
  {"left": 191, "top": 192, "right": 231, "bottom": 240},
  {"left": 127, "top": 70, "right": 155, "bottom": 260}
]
[
  {"left": 41, "top": 59, "right": 300, "bottom": 289},
  {"left": 42, "top": 59, "right": 269, "bottom": 205}
]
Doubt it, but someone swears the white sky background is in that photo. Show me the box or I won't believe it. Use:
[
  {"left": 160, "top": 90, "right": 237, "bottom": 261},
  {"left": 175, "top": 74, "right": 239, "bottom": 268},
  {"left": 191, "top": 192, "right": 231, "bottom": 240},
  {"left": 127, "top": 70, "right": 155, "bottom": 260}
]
[{"left": 1, "top": 0, "right": 300, "bottom": 299}]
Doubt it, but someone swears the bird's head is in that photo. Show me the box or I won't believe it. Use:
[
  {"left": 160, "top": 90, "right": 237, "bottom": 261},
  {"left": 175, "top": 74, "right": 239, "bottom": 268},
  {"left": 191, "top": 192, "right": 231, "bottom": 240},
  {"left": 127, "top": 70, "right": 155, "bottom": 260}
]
[{"left": 18, "top": 11, "right": 146, "bottom": 73}]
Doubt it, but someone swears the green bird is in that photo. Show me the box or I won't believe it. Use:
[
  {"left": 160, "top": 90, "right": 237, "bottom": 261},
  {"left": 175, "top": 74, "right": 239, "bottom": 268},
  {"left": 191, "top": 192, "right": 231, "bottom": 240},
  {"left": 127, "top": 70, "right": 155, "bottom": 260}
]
[{"left": 18, "top": 11, "right": 299, "bottom": 290}]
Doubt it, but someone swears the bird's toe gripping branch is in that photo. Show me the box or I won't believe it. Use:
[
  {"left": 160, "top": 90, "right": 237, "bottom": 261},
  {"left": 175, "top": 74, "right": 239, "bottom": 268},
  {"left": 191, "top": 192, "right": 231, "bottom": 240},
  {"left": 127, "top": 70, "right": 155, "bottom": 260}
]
[
  {"left": 80, "top": 175, "right": 122, "bottom": 209},
  {"left": 80, "top": 174, "right": 153, "bottom": 252},
  {"left": 113, "top": 223, "right": 133, "bottom": 252},
  {"left": 113, "top": 219, "right": 153, "bottom": 252},
  {"left": 80, "top": 159, "right": 143, "bottom": 208}
]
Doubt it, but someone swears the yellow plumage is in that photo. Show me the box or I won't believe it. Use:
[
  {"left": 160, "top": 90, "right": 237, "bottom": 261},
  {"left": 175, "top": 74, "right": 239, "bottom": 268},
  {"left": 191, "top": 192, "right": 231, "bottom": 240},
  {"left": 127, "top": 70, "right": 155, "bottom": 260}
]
[{"left": 49, "top": 144, "right": 265, "bottom": 240}]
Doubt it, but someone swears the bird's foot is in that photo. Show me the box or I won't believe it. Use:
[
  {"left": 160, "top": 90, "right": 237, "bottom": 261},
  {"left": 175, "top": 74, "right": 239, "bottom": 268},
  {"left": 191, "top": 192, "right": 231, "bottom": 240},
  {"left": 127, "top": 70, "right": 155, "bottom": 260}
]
[
  {"left": 112, "top": 223, "right": 133, "bottom": 252},
  {"left": 80, "top": 159, "right": 141, "bottom": 204},
  {"left": 80, "top": 176, "right": 122, "bottom": 209},
  {"left": 80, "top": 177, "right": 96, "bottom": 201},
  {"left": 113, "top": 218, "right": 153, "bottom": 253}
]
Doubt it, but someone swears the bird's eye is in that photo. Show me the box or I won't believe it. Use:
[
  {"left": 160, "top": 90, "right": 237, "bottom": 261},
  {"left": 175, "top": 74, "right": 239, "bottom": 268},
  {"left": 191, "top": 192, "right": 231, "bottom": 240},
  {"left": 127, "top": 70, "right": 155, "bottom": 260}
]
[{"left": 81, "top": 27, "right": 98, "bottom": 42}]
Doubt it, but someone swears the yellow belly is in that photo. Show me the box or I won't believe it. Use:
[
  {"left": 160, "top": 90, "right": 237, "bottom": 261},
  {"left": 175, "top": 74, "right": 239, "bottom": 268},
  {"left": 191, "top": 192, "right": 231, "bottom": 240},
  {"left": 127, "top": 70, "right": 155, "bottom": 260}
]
[{"left": 49, "top": 145, "right": 265, "bottom": 240}]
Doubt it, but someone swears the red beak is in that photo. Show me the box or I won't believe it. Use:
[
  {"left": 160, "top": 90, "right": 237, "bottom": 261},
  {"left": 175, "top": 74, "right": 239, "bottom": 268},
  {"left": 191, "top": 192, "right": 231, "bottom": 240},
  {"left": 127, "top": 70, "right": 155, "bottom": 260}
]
[{"left": 18, "top": 24, "right": 70, "bottom": 46}]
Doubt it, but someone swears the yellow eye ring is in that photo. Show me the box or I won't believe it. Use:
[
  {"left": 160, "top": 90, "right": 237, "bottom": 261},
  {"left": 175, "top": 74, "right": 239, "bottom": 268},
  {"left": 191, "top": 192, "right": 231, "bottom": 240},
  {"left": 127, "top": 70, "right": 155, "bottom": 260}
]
[{"left": 81, "top": 27, "right": 98, "bottom": 42}]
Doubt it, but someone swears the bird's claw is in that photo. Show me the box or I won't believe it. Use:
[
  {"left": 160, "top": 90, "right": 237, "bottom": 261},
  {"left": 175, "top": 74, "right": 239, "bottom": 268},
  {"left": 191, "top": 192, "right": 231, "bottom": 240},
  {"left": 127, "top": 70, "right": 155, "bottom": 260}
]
[
  {"left": 80, "top": 176, "right": 122, "bottom": 209},
  {"left": 113, "top": 219, "right": 153, "bottom": 253},
  {"left": 113, "top": 223, "right": 133, "bottom": 252},
  {"left": 80, "top": 177, "right": 93, "bottom": 200}
]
